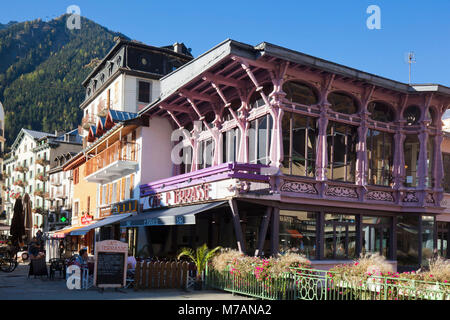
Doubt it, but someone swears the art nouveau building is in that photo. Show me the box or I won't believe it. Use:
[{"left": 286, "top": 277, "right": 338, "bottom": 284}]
[{"left": 125, "top": 40, "right": 450, "bottom": 271}]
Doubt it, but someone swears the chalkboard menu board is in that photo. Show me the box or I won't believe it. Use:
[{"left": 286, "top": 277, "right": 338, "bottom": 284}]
[
  {"left": 96, "top": 252, "right": 125, "bottom": 286},
  {"left": 94, "top": 240, "right": 128, "bottom": 288}
]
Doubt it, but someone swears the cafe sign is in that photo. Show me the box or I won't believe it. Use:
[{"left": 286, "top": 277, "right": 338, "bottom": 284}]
[
  {"left": 140, "top": 180, "right": 236, "bottom": 211},
  {"left": 80, "top": 213, "right": 93, "bottom": 225}
]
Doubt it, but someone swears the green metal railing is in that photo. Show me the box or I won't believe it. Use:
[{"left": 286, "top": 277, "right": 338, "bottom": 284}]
[{"left": 206, "top": 266, "right": 450, "bottom": 300}]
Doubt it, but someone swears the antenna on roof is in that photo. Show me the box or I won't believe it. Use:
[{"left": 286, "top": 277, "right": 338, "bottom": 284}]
[{"left": 405, "top": 51, "right": 416, "bottom": 84}]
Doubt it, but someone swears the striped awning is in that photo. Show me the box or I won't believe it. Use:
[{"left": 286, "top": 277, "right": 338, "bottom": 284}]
[{"left": 50, "top": 225, "right": 87, "bottom": 238}]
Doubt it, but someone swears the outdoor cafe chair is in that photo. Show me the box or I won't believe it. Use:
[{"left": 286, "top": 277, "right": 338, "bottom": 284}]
[{"left": 49, "top": 258, "right": 66, "bottom": 280}]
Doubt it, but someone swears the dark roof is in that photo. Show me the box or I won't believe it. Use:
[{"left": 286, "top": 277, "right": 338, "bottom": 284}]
[
  {"left": 82, "top": 38, "right": 194, "bottom": 87},
  {"left": 23, "top": 129, "right": 55, "bottom": 140}
]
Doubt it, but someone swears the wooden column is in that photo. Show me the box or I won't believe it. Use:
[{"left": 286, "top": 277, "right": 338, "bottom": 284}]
[
  {"left": 393, "top": 124, "right": 406, "bottom": 204},
  {"left": 433, "top": 125, "right": 444, "bottom": 205},
  {"left": 315, "top": 109, "right": 329, "bottom": 183},
  {"left": 417, "top": 123, "right": 429, "bottom": 205},
  {"left": 270, "top": 207, "right": 280, "bottom": 256},
  {"left": 255, "top": 207, "right": 272, "bottom": 257},
  {"left": 228, "top": 199, "right": 246, "bottom": 254}
]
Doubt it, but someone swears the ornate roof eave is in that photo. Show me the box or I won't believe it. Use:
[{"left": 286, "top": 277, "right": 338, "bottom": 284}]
[{"left": 139, "top": 39, "right": 450, "bottom": 119}]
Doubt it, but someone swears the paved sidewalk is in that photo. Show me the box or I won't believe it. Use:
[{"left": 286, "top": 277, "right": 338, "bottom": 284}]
[{"left": 0, "top": 264, "right": 252, "bottom": 300}]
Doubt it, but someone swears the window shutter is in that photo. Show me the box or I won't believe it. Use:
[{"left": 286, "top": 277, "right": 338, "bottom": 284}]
[
  {"left": 99, "top": 185, "right": 103, "bottom": 205},
  {"left": 130, "top": 174, "right": 134, "bottom": 198},
  {"left": 116, "top": 181, "right": 120, "bottom": 203},
  {"left": 108, "top": 183, "right": 112, "bottom": 204},
  {"left": 121, "top": 178, "right": 125, "bottom": 201}
]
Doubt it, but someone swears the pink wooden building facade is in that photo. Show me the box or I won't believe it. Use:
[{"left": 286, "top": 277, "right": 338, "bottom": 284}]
[{"left": 130, "top": 40, "right": 450, "bottom": 270}]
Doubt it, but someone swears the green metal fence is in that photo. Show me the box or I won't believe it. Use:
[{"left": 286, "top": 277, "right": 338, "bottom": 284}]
[{"left": 206, "top": 266, "right": 450, "bottom": 300}]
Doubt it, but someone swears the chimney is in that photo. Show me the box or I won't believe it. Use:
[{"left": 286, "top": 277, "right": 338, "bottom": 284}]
[{"left": 173, "top": 42, "right": 183, "bottom": 54}]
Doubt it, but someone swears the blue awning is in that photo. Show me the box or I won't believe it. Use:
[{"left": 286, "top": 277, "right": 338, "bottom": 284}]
[
  {"left": 120, "top": 201, "right": 227, "bottom": 228},
  {"left": 71, "top": 213, "right": 134, "bottom": 236}
]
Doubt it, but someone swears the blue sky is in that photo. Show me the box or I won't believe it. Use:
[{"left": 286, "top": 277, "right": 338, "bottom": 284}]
[{"left": 1, "top": 0, "right": 449, "bottom": 88}]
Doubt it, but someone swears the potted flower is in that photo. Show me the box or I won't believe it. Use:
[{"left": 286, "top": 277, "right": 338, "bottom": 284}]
[{"left": 177, "top": 244, "right": 222, "bottom": 290}]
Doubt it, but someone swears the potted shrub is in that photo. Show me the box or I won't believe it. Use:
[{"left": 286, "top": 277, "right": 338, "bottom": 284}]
[{"left": 177, "top": 244, "right": 221, "bottom": 290}]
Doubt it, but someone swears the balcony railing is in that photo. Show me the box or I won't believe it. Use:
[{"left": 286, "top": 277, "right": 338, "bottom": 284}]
[
  {"left": 34, "top": 189, "right": 49, "bottom": 198},
  {"left": 35, "top": 158, "right": 50, "bottom": 167},
  {"left": 50, "top": 178, "right": 62, "bottom": 186},
  {"left": 84, "top": 141, "right": 139, "bottom": 181},
  {"left": 36, "top": 174, "right": 48, "bottom": 182},
  {"left": 14, "top": 166, "right": 29, "bottom": 173},
  {"left": 55, "top": 191, "right": 68, "bottom": 199}
]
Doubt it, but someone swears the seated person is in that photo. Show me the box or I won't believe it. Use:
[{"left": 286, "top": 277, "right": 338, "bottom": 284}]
[{"left": 29, "top": 242, "right": 44, "bottom": 260}]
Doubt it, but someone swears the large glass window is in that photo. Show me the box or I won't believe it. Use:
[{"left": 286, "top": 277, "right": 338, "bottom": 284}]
[
  {"left": 248, "top": 84, "right": 273, "bottom": 109},
  {"left": 404, "top": 105, "right": 421, "bottom": 126},
  {"left": 404, "top": 135, "right": 420, "bottom": 187},
  {"left": 443, "top": 153, "right": 450, "bottom": 192},
  {"left": 437, "top": 222, "right": 449, "bottom": 258},
  {"left": 249, "top": 114, "right": 272, "bottom": 165},
  {"left": 179, "top": 145, "right": 192, "bottom": 174},
  {"left": 327, "top": 122, "right": 357, "bottom": 182},
  {"left": 421, "top": 215, "right": 435, "bottom": 265},
  {"left": 368, "top": 101, "right": 395, "bottom": 123},
  {"left": 222, "top": 128, "right": 240, "bottom": 163},
  {"left": 328, "top": 92, "right": 358, "bottom": 114},
  {"left": 362, "top": 216, "right": 392, "bottom": 258},
  {"left": 282, "top": 81, "right": 318, "bottom": 106},
  {"left": 197, "top": 138, "right": 214, "bottom": 169},
  {"left": 397, "top": 215, "right": 419, "bottom": 269},
  {"left": 324, "top": 214, "right": 356, "bottom": 260},
  {"left": 280, "top": 210, "right": 317, "bottom": 259},
  {"left": 282, "top": 112, "right": 317, "bottom": 177},
  {"left": 367, "top": 129, "right": 394, "bottom": 186}
]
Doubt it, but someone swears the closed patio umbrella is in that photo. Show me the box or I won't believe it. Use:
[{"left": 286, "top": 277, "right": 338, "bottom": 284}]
[
  {"left": 10, "top": 196, "right": 24, "bottom": 247},
  {"left": 23, "top": 193, "right": 33, "bottom": 242}
]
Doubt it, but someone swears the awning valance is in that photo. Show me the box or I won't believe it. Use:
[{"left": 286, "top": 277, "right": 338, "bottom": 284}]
[
  {"left": 50, "top": 225, "right": 86, "bottom": 238},
  {"left": 120, "top": 201, "right": 227, "bottom": 228},
  {"left": 71, "top": 213, "right": 134, "bottom": 236}
]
